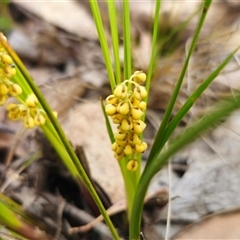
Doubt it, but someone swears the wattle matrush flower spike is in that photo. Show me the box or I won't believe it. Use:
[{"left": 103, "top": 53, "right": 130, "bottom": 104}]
[
  {"left": 0, "top": 33, "right": 57, "bottom": 129},
  {"left": 105, "top": 71, "right": 148, "bottom": 171}
]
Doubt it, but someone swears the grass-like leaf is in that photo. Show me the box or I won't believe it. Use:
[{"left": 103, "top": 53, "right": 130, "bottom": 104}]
[
  {"left": 146, "top": 0, "right": 212, "bottom": 169},
  {"left": 89, "top": 1, "right": 116, "bottom": 91}
]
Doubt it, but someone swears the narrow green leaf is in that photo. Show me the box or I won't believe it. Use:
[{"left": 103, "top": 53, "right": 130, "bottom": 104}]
[
  {"left": 107, "top": 0, "right": 121, "bottom": 84},
  {"left": 146, "top": 0, "right": 212, "bottom": 168},
  {"left": 123, "top": 0, "right": 131, "bottom": 79},
  {"left": 88, "top": 1, "right": 116, "bottom": 91}
]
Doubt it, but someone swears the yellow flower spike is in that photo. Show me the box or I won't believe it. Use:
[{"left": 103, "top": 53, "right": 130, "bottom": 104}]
[
  {"left": 106, "top": 94, "right": 119, "bottom": 105},
  {"left": 133, "top": 120, "right": 146, "bottom": 134},
  {"left": 23, "top": 115, "right": 35, "bottom": 128},
  {"left": 9, "top": 84, "right": 22, "bottom": 97},
  {"left": 127, "top": 159, "right": 138, "bottom": 171},
  {"left": 1, "top": 54, "right": 13, "bottom": 65},
  {"left": 0, "top": 94, "right": 8, "bottom": 106},
  {"left": 135, "top": 141, "right": 148, "bottom": 153},
  {"left": 105, "top": 104, "right": 117, "bottom": 116},
  {"left": 114, "top": 131, "right": 127, "bottom": 141},
  {"left": 114, "top": 151, "right": 125, "bottom": 160},
  {"left": 117, "top": 101, "right": 129, "bottom": 115},
  {"left": 111, "top": 142, "right": 118, "bottom": 151},
  {"left": 138, "top": 101, "right": 147, "bottom": 111},
  {"left": 124, "top": 144, "right": 134, "bottom": 155},
  {"left": 133, "top": 71, "right": 146, "bottom": 84},
  {"left": 26, "top": 94, "right": 38, "bottom": 108},
  {"left": 131, "top": 107, "right": 143, "bottom": 120},
  {"left": 120, "top": 118, "right": 132, "bottom": 131},
  {"left": 133, "top": 85, "right": 148, "bottom": 100},
  {"left": 0, "top": 83, "right": 9, "bottom": 95},
  {"left": 34, "top": 114, "right": 46, "bottom": 126},
  {"left": 113, "top": 83, "right": 128, "bottom": 99}
]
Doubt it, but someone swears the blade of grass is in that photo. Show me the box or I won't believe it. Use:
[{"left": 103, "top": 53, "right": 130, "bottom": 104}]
[
  {"left": 1, "top": 37, "right": 120, "bottom": 240},
  {"left": 159, "top": 46, "right": 240, "bottom": 149},
  {"left": 123, "top": 0, "right": 131, "bottom": 79},
  {"left": 88, "top": 1, "right": 116, "bottom": 91},
  {"left": 146, "top": 0, "right": 212, "bottom": 169},
  {"left": 107, "top": 0, "right": 121, "bottom": 85},
  {"left": 130, "top": 92, "right": 240, "bottom": 240},
  {"left": 145, "top": 0, "right": 161, "bottom": 103}
]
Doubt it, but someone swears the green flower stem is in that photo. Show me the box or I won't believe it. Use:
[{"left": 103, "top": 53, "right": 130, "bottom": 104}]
[
  {"left": 123, "top": 0, "right": 131, "bottom": 79},
  {"left": 101, "top": 99, "right": 136, "bottom": 218},
  {"left": 107, "top": 0, "right": 121, "bottom": 85},
  {"left": 146, "top": 0, "right": 212, "bottom": 169},
  {"left": 1, "top": 37, "right": 120, "bottom": 240},
  {"left": 130, "top": 92, "right": 240, "bottom": 240},
  {"left": 88, "top": 1, "right": 116, "bottom": 91}
]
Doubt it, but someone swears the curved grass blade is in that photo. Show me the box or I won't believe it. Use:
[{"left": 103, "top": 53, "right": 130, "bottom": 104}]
[
  {"left": 89, "top": 1, "right": 116, "bottom": 91},
  {"left": 146, "top": 0, "right": 212, "bottom": 169},
  {"left": 130, "top": 91, "right": 240, "bottom": 239},
  {"left": 107, "top": 0, "right": 121, "bottom": 85}
]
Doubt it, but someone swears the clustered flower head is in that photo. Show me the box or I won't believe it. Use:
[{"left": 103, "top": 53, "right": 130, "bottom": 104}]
[
  {"left": 0, "top": 33, "right": 57, "bottom": 129},
  {"left": 0, "top": 35, "right": 22, "bottom": 106},
  {"left": 105, "top": 71, "right": 148, "bottom": 171}
]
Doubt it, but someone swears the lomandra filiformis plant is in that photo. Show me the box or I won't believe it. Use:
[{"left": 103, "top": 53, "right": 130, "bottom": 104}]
[{"left": 105, "top": 71, "right": 148, "bottom": 171}]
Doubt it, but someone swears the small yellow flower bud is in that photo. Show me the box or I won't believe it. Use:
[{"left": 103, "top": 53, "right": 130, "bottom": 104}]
[
  {"left": 9, "top": 84, "right": 22, "bottom": 97},
  {"left": 130, "top": 96, "right": 140, "bottom": 107},
  {"left": 7, "top": 103, "right": 19, "bottom": 114},
  {"left": 114, "top": 151, "right": 125, "bottom": 160},
  {"left": 124, "top": 144, "right": 134, "bottom": 155},
  {"left": 3, "top": 65, "right": 16, "bottom": 78},
  {"left": 114, "top": 131, "right": 127, "bottom": 141},
  {"left": 26, "top": 94, "right": 38, "bottom": 108},
  {"left": 138, "top": 101, "right": 147, "bottom": 111},
  {"left": 115, "top": 145, "right": 124, "bottom": 154},
  {"left": 133, "top": 120, "right": 146, "bottom": 134},
  {"left": 133, "top": 71, "right": 146, "bottom": 84},
  {"left": 120, "top": 118, "right": 132, "bottom": 131},
  {"left": 105, "top": 104, "right": 117, "bottom": 116},
  {"left": 115, "top": 139, "right": 127, "bottom": 147},
  {"left": 106, "top": 95, "right": 119, "bottom": 105},
  {"left": 133, "top": 85, "right": 147, "bottom": 100},
  {"left": 111, "top": 114, "right": 124, "bottom": 124},
  {"left": 34, "top": 114, "right": 46, "bottom": 126},
  {"left": 111, "top": 142, "right": 118, "bottom": 151},
  {"left": 114, "top": 83, "right": 128, "bottom": 99},
  {"left": 0, "top": 83, "right": 9, "bottom": 95},
  {"left": 23, "top": 115, "right": 35, "bottom": 128},
  {"left": 1, "top": 54, "right": 13, "bottom": 65},
  {"left": 135, "top": 141, "right": 148, "bottom": 153},
  {"left": 0, "top": 94, "right": 8, "bottom": 106},
  {"left": 127, "top": 159, "right": 138, "bottom": 171},
  {"left": 128, "top": 133, "right": 141, "bottom": 144},
  {"left": 117, "top": 101, "right": 129, "bottom": 115},
  {"left": 8, "top": 112, "right": 20, "bottom": 121},
  {"left": 131, "top": 107, "right": 143, "bottom": 120}
]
